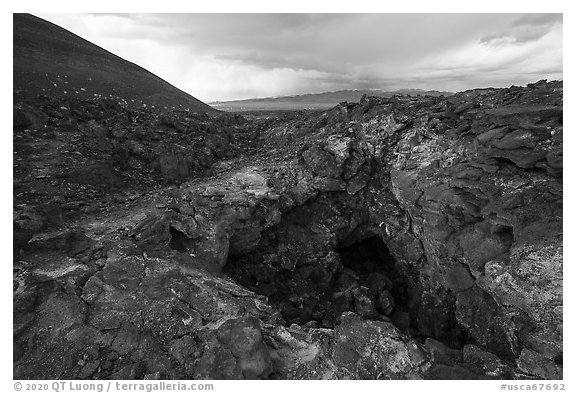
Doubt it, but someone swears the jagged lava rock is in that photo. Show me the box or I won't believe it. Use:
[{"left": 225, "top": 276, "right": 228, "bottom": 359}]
[{"left": 14, "top": 80, "right": 562, "bottom": 380}]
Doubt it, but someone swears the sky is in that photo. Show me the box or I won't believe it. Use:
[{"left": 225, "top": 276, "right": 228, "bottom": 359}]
[{"left": 36, "top": 13, "right": 563, "bottom": 102}]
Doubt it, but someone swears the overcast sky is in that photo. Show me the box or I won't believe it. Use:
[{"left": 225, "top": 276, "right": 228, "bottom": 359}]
[{"left": 36, "top": 13, "right": 563, "bottom": 102}]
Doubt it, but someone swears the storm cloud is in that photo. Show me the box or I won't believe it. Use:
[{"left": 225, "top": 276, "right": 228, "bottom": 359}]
[{"left": 37, "top": 13, "right": 563, "bottom": 101}]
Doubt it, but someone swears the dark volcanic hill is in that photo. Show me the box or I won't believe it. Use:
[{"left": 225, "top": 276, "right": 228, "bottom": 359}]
[
  {"left": 13, "top": 13, "right": 215, "bottom": 112},
  {"left": 210, "top": 88, "right": 453, "bottom": 111}
]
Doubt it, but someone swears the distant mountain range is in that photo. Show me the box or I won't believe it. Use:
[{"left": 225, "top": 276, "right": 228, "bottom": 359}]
[
  {"left": 210, "top": 88, "right": 453, "bottom": 111},
  {"left": 13, "top": 14, "right": 215, "bottom": 113}
]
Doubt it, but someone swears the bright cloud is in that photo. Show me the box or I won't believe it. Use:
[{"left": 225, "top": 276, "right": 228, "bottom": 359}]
[{"left": 36, "top": 13, "right": 563, "bottom": 101}]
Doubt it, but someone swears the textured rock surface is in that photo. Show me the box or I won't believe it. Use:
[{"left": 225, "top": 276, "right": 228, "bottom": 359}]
[{"left": 14, "top": 81, "right": 562, "bottom": 379}]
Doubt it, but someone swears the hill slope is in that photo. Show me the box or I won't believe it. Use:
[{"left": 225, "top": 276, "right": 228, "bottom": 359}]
[{"left": 13, "top": 13, "right": 215, "bottom": 112}]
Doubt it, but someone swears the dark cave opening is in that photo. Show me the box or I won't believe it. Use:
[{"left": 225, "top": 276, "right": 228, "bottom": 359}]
[
  {"left": 225, "top": 236, "right": 410, "bottom": 329},
  {"left": 168, "top": 226, "right": 192, "bottom": 252},
  {"left": 224, "top": 233, "right": 466, "bottom": 349},
  {"left": 339, "top": 236, "right": 396, "bottom": 272},
  {"left": 337, "top": 236, "right": 470, "bottom": 349},
  {"left": 334, "top": 236, "right": 417, "bottom": 333}
]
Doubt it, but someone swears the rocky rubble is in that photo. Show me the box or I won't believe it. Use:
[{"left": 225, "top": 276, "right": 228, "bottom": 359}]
[
  {"left": 13, "top": 80, "right": 562, "bottom": 379},
  {"left": 13, "top": 93, "right": 259, "bottom": 251}
]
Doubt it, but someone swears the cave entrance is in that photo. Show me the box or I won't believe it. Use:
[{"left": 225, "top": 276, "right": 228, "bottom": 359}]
[
  {"left": 168, "top": 226, "right": 193, "bottom": 252},
  {"left": 224, "top": 235, "right": 416, "bottom": 331},
  {"left": 224, "top": 233, "right": 466, "bottom": 348},
  {"left": 338, "top": 236, "right": 397, "bottom": 276},
  {"left": 333, "top": 236, "right": 413, "bottom": 332},
  {"left": 336, "top": 236, "right": 466, "bottom": 347}
]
